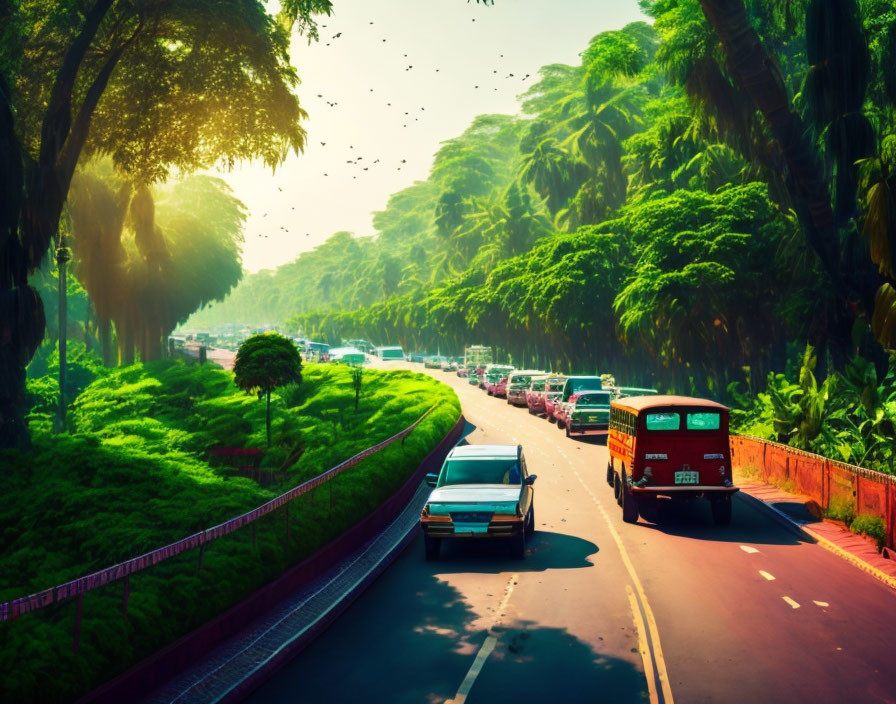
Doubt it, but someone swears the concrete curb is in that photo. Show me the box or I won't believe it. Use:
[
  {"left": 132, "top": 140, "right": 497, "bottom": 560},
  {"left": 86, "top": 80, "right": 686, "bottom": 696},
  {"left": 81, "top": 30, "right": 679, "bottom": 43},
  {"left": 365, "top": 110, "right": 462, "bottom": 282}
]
[
  {"left": 218, "top": 490, "right": 427, "bottom": 704},
  {"left": 738, "top": 491, "right": 896, "bottom": 591}
]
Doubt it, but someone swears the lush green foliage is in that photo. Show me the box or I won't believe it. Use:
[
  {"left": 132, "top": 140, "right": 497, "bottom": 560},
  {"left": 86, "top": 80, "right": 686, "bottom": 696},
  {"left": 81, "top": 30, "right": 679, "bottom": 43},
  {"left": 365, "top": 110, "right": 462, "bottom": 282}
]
[
  {"left": 234, "top": 333, "right": 303, "bottom": 398},
  {"left": 731, "top": 346, "right": 896, "bottom": 473},
  {"left": 187, "top": 2, "right": 896, "bottom": 391},
  {"left": 234, "top": 332, "right": 304, "bottom": 445},
  {"left": 69, "top": 161, "right": 247, "bottom": 364},
  {"left": 1, "top": 361, "right": 459, "bottom": 702},
  {"left": 186, "top": 17, "right": 839, "bottom": 394},
  {"left": 1, "top": 0, "right": 332, "bottom": 449}
]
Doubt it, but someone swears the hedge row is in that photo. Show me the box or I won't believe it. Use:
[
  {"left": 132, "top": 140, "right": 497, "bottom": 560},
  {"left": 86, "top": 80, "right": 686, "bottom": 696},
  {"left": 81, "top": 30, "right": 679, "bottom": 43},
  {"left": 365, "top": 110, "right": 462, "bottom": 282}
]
[{"left": 0, "top": 361, "right": 460, "bottom": 702}]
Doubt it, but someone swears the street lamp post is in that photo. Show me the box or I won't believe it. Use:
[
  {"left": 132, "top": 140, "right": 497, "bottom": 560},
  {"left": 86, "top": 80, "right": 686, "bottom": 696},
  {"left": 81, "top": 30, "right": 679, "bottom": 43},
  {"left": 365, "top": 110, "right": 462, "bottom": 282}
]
[{"left": 53, "top": 236, "right": 72, "bottom": 433}]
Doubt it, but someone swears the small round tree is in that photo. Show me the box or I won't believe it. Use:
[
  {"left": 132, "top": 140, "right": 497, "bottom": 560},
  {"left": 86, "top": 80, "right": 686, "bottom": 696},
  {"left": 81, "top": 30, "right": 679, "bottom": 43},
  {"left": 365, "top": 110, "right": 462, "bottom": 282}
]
[{"left": 233, "top": 333, "right": 302, "bottom": 446}]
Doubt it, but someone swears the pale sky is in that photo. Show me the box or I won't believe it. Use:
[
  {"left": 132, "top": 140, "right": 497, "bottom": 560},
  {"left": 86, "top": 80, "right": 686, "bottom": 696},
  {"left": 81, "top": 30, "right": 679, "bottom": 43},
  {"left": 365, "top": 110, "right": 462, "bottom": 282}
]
[{"left": 219, "top": 0, "right": 648, "bottom": 273}]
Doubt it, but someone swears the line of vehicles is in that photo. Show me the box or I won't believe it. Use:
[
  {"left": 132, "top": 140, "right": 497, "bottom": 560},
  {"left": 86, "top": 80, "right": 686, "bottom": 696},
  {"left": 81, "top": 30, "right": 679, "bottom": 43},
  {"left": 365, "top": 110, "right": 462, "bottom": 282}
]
[{"left": 419, "top": 357, "right": 739, "bottom": 560}]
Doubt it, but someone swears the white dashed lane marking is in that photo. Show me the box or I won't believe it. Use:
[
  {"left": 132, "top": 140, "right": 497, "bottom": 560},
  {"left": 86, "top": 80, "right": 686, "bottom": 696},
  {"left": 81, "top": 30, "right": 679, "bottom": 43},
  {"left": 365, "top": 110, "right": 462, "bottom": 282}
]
[
  {"left": 740, "top": 545, "right": 760, "bottom": 554},
  {"left": 782, "top": 596, "right": 801, "bottom": 609},
  {"left": 813, "top": 601, "right": 829, "bottom": 608},
  {"left": 759, "top": 571, "right": 776, "bottom": 581},
  {"left": 448, "top": 574, "right": 519, "bottom": 704}
]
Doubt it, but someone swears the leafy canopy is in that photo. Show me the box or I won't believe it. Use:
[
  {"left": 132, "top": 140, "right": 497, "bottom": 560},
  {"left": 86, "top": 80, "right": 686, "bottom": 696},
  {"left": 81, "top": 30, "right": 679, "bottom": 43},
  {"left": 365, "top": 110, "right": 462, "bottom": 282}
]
[{"left": 234, "top": 333, "right": 303, "bottom": 396}]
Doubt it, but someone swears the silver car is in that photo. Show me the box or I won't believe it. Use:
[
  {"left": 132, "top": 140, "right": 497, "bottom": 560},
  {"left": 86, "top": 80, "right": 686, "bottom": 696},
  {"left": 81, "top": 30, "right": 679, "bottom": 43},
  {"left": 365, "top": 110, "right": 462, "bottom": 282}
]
[{"left": 420, "top": 444, "right": 536, "bottom": 560}]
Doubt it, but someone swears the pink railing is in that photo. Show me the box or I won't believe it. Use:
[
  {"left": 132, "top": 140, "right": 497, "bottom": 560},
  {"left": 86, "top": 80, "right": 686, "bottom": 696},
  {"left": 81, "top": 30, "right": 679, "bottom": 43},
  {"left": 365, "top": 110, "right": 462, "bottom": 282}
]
[
  {"left": 0, "top": 405, "right": 437, "bottom": 622},
  {"left": 730, "top": 435, "right": 896, "bottom": 549}
]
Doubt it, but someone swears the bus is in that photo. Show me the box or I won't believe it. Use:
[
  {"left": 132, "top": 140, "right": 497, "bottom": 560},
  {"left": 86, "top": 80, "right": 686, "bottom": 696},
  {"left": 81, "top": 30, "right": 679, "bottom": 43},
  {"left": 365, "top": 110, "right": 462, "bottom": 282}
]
[
  {"left": 375, "top": 345, "right": 405, "bottom": 361},
  {"left": 607, "top": 395, "right": 738, "bottom": 525},
  {"left": 464, "top": 345, "right": 493, "bottom": 368},
  {"left": 329, "top": 347, "right": 367, "bottom": 365}
]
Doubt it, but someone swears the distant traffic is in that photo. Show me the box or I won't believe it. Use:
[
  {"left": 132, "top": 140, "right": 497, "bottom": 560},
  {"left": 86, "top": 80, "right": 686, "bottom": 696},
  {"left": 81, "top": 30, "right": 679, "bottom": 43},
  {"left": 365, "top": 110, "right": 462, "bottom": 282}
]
[{"left": 411, "top": 344, "right": 738, "bottom": 558}]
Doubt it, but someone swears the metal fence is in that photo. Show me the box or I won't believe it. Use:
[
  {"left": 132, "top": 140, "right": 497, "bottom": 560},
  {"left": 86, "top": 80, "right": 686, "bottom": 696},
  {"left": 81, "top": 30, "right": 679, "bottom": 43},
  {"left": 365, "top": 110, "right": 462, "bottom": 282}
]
[
  {"left": 0, "top": 405, "right": 437, "bottom": 626},
  {"left": 730, "top": 435, "right": 896, "bottom": 549}
]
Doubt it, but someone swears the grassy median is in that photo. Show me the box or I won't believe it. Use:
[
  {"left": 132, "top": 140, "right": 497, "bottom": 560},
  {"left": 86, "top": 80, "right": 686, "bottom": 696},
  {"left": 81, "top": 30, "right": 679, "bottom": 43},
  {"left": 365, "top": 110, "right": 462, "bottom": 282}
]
[{"left": 0, "top": 361, "right": 460, "bottom": 703}]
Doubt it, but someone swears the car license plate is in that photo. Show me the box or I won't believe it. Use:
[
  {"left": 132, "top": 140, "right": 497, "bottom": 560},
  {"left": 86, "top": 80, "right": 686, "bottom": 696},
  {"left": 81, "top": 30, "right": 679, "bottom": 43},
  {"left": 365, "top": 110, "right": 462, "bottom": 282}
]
[
  {"left": 451, "top": 512, "right": 492, "bottom": 523},
  {"left": 674, "top": 471, "right": 699, "bottom": 485}
]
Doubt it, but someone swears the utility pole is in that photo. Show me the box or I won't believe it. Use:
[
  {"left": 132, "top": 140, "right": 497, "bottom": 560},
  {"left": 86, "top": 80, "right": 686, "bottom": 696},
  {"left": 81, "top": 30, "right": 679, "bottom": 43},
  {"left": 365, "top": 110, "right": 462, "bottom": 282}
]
[{"left": 53, "top": 235, "right": 71, "bottom": 433}]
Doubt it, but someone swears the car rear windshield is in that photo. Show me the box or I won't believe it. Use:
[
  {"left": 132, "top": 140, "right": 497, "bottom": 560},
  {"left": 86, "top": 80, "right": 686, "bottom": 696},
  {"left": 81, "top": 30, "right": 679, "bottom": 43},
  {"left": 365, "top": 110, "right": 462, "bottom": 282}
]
[
  {"left": 548, "top": 381, "right": 565, "bottom": 391},
  {"left": 644, "top": 411, "right": 722, "bottom": 431},
  {"left": 576, "top": 392, "right": 612, "bottom": 406},
  {"left": 510, "top": 376, "right": 531, "bottom": 387},
  {"left": 440, "top": 459, "right": 522, "bottom": 486},
  {"left": 569, "top": 378, "right": 600, "bottom": 394},
  {"left": 532, "top": 380, "right": 545, "bottom": 391}
]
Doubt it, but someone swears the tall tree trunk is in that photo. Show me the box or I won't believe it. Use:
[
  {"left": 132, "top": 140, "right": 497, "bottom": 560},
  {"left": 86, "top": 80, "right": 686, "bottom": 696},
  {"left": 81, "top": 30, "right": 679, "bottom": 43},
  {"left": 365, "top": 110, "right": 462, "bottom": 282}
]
[
  {"left": 265, "top": 388, "right": 272, "bottom": 447},
  {"left": 100, "top": 317, "right": 113, "bottom": 366},
  {"left": 54, "top": 240, "right": 70, "bottom": 432},
  {"left": 121, "top": 317, "right": 135, "bottom": 365},
  {"left": 0, "top": 0, "right": 136, "bottom": 448},
  {"left": 0, "top": 76, "right": 42, "bottom": 449},
  {"left": 697, "top": 0, "right": 885, "bottom": 316}
]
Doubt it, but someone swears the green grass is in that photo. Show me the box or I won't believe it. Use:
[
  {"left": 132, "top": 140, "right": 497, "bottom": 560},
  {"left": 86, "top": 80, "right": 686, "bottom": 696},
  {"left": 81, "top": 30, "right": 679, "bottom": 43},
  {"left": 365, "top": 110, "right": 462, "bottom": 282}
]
[{"left": 0, "top": 361, "right": 460, "bottom": 703}]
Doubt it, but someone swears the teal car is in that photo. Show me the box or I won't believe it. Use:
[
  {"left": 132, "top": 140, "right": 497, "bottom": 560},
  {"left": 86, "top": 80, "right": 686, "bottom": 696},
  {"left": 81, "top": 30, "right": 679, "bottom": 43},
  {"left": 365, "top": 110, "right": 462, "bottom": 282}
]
[
  {"left": 613, "top": 386, "right": 658, "bottom": 399},
  {"left": 420, "top": 444, "right": 536, "bottom": 560},
  {"left": 562, "top": 390, "right": 613, "bottom": 437}
]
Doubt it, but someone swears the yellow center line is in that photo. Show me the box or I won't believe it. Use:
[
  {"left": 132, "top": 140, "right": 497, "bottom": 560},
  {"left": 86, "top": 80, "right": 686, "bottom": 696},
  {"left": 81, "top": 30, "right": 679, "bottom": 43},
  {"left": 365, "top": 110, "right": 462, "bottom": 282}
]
[
  {"left": 452, "top": 376, "right": 672, "bottom": 702},
  {"left": 572, "top": 469, "right": 674, "bottom": 704},
  {"left": 627, "top": 584, "right": 659, "bottom": 704}
]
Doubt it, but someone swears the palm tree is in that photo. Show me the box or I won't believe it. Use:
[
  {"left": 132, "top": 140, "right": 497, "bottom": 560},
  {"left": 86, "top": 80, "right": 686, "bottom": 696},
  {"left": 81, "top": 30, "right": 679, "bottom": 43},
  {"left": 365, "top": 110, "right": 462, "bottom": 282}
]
[{"left": 518, "top": 137, "right": 576, "bottom": 213}]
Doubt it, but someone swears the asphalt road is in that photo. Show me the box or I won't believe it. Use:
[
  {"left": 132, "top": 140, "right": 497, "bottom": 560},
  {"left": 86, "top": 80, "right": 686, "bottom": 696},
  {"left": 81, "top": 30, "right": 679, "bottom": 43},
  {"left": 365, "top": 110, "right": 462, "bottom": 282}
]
[{"left": 247, "top": 363, "right": 896, "bottom": 704}]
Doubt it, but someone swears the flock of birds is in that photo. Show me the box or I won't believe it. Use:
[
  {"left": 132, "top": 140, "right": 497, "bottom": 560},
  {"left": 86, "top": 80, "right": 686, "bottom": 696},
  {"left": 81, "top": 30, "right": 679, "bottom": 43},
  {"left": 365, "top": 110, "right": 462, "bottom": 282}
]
[{"left": 253, "top": 15, "right": 535, "bottom": 241}]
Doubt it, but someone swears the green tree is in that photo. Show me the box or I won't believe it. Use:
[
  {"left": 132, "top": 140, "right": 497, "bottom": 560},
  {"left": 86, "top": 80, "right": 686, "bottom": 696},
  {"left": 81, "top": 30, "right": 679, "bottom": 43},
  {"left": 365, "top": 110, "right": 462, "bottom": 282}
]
[
  {"left": 69, "top": 164, "right": 246, "bottom": 364},
  {"left": 233, "top": 333, "right": 303, "bottom": 446},
  {"left": 0, "top": 0, "right": 331, "bottom": 447},
  {"left": 645, "top": 0, "right": 892, "bottom": 356}
]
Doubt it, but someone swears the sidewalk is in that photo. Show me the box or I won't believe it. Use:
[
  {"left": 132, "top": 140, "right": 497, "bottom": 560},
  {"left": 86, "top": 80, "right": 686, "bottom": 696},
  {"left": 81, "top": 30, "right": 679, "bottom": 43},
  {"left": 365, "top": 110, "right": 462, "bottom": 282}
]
[{"left": 736, "top": 476, "right": 896, "bottom": 587}]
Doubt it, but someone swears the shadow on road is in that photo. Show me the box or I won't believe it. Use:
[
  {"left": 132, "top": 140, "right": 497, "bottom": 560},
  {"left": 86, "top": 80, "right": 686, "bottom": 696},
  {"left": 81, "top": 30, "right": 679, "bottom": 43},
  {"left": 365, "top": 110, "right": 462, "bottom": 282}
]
[
  {"left": 430, "top": 530, "right": 599, "bottom": 573},
  {"left": 633, "top": 493, "right": 812, "bottom": 546},
  {"left": 246, "top": 557, "right": 645, "bottom": 704},
  {"left": 476, "top": 618, "right": 647, "bottom": 704},
  {"left": 458, "top": 419, "right": 479, "bottom": 443}
]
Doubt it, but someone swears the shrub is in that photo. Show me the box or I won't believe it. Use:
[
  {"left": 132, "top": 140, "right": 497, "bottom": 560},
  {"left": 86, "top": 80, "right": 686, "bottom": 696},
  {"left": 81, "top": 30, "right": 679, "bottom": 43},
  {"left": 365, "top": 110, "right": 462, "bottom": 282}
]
[
  {"left": 3, "top": 361, "right": 460, "bottom": 702},
  {"left": 824, "top": 494, "right": 857, "bottom": 525},
  {"left": 849, "top": 514, "right": 887, "bottom": 548}
]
